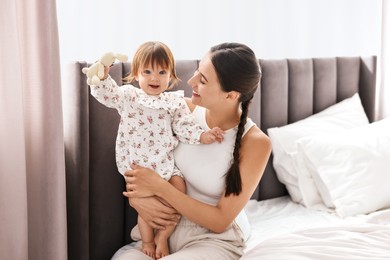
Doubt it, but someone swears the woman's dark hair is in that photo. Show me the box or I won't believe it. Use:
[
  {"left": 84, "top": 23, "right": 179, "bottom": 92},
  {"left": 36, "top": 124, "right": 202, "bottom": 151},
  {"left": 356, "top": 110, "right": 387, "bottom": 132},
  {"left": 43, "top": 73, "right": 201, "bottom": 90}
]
[{"left": 209, "top": 42, "right": 262, "bottom": 196}]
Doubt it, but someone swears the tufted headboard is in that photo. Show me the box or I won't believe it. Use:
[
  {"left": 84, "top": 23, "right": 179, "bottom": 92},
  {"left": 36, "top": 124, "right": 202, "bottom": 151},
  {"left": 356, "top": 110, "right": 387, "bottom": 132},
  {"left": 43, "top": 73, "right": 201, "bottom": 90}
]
[{"left": 64, "top": 56, "right": 376, "bottom": 260}]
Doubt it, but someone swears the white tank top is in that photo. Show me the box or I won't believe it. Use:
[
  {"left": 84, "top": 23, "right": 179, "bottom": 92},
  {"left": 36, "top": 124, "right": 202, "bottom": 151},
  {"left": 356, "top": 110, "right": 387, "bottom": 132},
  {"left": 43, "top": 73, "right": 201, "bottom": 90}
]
[{"left": 174, "top": 106, "right": 255, "bottom": 240}]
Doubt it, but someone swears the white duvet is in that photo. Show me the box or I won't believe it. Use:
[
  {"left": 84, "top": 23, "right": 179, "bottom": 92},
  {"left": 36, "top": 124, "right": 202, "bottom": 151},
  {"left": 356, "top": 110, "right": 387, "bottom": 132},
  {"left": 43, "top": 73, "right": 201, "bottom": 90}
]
[{"left": 242, "top": 197, "right": 390, "bottom": 259}]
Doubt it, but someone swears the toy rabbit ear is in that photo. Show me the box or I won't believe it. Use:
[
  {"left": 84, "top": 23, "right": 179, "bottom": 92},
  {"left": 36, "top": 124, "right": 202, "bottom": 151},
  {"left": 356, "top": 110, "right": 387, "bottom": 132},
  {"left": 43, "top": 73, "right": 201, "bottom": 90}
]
[
  {"left": 116, "top": 53, "right": 128, "bottom": 62},
  {"left": 103, "top": 52, "right": 114, "bottom": 59}
]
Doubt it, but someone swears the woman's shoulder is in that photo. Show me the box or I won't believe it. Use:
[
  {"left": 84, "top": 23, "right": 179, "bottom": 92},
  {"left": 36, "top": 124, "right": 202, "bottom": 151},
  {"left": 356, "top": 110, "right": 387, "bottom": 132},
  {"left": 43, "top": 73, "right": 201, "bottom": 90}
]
[{"left": 242, "top": 125, "right": 272, "bottom": 154}]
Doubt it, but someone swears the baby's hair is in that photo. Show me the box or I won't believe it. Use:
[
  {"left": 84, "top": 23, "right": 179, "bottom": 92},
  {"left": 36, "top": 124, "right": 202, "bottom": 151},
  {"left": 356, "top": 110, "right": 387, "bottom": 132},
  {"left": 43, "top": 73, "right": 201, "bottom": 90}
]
[
  {"left": 124, "top": 41, "right": 179, "bottom": 88},
  {"left": 209, "top": 42, "right": 262, "bottom": 197}
]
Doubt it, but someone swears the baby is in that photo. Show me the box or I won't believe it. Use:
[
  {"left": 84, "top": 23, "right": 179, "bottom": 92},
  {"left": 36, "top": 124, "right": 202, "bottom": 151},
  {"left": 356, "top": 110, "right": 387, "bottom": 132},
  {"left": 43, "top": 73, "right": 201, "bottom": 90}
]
[{"left": 87, "top": 41, "right": 223, "bottom": 259}]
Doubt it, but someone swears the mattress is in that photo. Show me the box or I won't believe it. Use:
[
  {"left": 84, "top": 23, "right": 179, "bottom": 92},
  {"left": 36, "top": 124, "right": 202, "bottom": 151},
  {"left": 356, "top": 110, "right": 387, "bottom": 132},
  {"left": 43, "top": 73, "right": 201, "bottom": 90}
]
[{"left": 243, "top": 196, "right": 390, "bottom": 259}]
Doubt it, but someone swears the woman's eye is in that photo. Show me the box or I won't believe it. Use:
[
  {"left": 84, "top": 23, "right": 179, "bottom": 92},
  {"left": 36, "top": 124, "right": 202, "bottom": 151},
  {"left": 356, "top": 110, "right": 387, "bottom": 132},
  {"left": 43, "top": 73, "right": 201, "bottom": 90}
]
[{"left": 195, "top": 70, "right": 205, "bottom": 84}]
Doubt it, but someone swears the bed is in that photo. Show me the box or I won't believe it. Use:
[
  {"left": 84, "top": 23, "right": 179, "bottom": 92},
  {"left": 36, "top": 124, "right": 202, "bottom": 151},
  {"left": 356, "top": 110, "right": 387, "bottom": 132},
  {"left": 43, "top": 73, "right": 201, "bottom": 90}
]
[{"left": 64, "top": 55, "right": 390, "bottom": 259}]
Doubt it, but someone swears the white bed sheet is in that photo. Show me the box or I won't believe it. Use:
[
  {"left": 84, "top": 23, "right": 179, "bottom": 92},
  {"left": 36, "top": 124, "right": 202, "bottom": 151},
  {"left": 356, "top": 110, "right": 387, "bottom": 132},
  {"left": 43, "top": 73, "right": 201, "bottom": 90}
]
[{"left": 243, "top": 196, "right": 390, "bottom": 259}]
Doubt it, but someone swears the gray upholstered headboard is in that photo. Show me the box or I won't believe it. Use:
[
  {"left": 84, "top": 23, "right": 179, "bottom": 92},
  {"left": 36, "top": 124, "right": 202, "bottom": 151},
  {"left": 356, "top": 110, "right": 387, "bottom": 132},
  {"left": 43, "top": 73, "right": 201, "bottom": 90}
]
[{"left": 64, "top": 56, "right": 376, "bottom": 260}]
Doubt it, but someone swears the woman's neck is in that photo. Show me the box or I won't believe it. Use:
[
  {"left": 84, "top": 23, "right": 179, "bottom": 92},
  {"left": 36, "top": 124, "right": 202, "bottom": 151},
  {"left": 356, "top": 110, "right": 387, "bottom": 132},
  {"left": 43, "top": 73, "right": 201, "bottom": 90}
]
[{"left": 205, "top": 106, "right": 241, "bottom": 131}]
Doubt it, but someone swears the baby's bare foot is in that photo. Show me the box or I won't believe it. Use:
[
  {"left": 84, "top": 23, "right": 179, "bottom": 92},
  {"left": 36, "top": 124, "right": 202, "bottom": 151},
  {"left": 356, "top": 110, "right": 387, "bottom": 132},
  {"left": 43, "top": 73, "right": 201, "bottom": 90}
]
[
  {"left": 141, "top": 241, "right": 156, "bottom": 259},
  {"left": 155, "top": 234, "right": 169, "bottom": 259}
]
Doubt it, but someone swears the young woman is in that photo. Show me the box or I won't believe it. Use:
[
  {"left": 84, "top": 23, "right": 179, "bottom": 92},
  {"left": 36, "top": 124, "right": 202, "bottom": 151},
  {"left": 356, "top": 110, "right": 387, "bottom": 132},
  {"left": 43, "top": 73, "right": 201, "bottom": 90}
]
[{"left": 118, "top": 42, "right": 272, "bottom": 260}]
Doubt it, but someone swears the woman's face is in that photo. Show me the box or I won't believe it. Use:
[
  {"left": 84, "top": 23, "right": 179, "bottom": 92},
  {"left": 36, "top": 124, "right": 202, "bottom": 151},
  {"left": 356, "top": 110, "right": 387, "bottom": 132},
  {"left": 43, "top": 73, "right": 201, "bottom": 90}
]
[{"left": 187, "top": 53, "right": 226, "bottom": 108}]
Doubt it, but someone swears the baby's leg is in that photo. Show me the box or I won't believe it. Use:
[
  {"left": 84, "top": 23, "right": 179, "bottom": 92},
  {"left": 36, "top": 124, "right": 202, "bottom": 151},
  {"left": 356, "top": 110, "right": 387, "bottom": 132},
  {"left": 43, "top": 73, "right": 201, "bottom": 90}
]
[
  {"left": 138, "top": 215, "right": 156, "bottom": 259},
  {"left": 154, "top": 175, "right": 186, "bottom": 259}
]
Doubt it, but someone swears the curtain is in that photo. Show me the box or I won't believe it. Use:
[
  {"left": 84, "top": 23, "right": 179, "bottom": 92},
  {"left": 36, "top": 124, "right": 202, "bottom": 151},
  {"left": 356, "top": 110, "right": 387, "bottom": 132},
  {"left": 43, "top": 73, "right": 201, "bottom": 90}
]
[
  {"left": 0, "top": 0, "right": 67, "bottom": 259},
  {"left": 379, "top": 0, "right": 390, "bottom": 119}
]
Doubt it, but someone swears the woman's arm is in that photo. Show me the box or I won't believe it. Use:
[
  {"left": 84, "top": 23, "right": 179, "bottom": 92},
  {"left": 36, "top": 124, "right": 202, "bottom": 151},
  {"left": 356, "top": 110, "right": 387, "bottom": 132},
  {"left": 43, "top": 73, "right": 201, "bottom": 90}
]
[
  {"left": 128, "top": 196, "right": 181, "bottom": 229},
  {"left": 124, "top": 127, "right": 272, "bottom": 233}
]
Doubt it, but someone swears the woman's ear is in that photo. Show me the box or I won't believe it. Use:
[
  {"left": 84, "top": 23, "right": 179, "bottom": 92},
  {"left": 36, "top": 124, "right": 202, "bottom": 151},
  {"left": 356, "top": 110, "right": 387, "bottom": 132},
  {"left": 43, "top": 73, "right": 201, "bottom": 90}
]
[{"left": 226, "top": 91, "right": 240, "bottom": 101}]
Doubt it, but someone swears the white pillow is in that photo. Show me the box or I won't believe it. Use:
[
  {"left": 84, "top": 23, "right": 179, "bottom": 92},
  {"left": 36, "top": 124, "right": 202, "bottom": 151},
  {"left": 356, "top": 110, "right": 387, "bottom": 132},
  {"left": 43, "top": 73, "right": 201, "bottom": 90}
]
[
  {"left": 296, "top": 117, "right": 390, "bottom": 217},
  {"left": 267, "top": 93, "right": 369, "bottom": 205}
]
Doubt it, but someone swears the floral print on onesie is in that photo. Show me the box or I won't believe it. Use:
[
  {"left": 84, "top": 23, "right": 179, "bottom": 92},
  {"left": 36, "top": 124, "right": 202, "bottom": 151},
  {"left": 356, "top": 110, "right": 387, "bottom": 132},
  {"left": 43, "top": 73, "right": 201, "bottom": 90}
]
[{"left": 90, "top": 76, "right": 204, "bottom": 180}]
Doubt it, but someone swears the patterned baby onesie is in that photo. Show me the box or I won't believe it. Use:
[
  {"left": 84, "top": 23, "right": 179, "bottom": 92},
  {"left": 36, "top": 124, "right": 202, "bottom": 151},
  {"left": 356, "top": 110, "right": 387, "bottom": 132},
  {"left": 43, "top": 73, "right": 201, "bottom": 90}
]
[{"left": 90, "top": 77, "right": 204, "bottom": 180}]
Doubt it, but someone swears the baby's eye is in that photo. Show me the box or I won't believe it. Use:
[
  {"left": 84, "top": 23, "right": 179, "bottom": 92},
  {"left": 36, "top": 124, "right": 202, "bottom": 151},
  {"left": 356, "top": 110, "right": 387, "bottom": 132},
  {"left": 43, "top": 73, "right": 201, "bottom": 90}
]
[
  {"left": 143, "top": 69, "right": 151, "bottom": 75},
  {"left": 159, "top": 70, "right": 167, "bottom": 75}
]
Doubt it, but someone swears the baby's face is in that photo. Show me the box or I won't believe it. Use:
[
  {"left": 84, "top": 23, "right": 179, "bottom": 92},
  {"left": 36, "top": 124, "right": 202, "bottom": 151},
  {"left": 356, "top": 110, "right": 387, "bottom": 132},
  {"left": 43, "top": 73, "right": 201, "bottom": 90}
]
[{"left": 137, "top": 63, "right": 171, "bottom": 96}]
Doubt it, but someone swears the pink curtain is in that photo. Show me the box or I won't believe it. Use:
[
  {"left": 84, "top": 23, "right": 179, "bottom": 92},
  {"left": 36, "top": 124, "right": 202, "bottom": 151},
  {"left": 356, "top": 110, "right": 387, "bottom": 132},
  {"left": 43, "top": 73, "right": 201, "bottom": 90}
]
[
  {"left": 0, "top": 0, "right": 67, "bottom": 259},
  {"left": 379, "top": 0, "right": 390, "bottom": 120}
]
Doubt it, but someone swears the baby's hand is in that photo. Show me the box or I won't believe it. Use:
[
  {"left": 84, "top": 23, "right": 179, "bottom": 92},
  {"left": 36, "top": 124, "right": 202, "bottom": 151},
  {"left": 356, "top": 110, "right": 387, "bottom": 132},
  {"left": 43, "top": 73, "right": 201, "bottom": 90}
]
[
  {"left": 102, "top": 65, "right": 110, "bottom": 80},
  {"left": 200, "top": 127, "right": 224, "bottom": 144},
  {"left": 82, "top": 60, "right": 111, "bottom": 85}
]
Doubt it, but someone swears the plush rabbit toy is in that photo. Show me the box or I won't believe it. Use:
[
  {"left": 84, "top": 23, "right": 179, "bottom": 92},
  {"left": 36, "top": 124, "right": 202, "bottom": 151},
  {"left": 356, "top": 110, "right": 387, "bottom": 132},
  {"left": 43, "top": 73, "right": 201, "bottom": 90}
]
[{"left": 82, "top": 52, "right": 128, "bottom": 85}]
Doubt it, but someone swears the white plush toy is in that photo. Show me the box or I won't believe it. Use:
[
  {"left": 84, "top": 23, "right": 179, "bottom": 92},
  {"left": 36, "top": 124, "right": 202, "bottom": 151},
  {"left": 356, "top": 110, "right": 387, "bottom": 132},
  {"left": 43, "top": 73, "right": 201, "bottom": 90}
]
[{"left": 82, "top": 52, "right": 128, "bottom": 85}]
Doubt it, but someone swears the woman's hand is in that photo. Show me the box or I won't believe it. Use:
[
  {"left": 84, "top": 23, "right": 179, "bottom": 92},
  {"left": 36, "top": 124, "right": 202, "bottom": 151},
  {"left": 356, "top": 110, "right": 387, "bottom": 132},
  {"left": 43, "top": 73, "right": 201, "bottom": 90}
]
[
  {"left": 123, "top": 163, "right": 165, "bottom": 198},
  {"left": 128, "top": 197, "right": 180, "bottom": 230}
]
